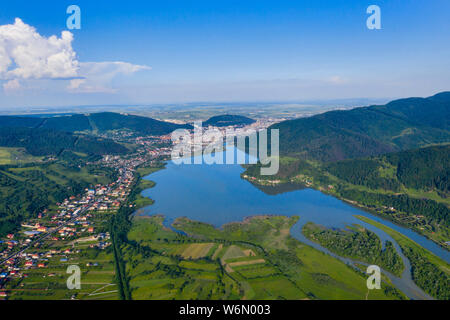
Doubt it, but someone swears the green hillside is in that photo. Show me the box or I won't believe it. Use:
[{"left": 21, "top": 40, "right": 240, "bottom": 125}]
[
  {"left": 243, "top": 144, "right": 450, "bottom": 245},
  {"left": 0, "top": 112, "right": 192, "bottom": 135},
  {"left": 271, "top": 92, "right": 450, "bottom": 162},
  {"left": 39, "top": 114, "right": 92, "bottom": 132},
  {"left": 87, "top": 112, "right": 192, "bottom": 134},
  {"left": 204, "top": 114, "right": 255, "bottom": 127},
  {"left": 0, "top": 127, "right": 127, "bottom": 156},
  {"left": 326, "top": 145, "right": 449, "bottom": 195},
  {"left": 0, "top": 161, "right": 117, "bottom": 237}
]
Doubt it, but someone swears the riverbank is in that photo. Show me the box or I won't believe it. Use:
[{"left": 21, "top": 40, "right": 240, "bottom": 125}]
[
  {"left": 125, "top": 213, "right": 403, "bottom": 300},
  {"left": 356, "top": 215, "right": 450, "bottom": 300},
  {"left": 241, "top": 171, "right": 450, "bottom": 251},
  {"left": 135, "top": 147, "right": 449, "bottom": 299},
  {"left": 131, "top": 166, "right": 403, "bottom": 299}
]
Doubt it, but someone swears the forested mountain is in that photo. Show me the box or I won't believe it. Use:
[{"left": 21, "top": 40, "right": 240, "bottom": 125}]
[
  {"left": 326, "top": 144, "right": 449, "bottom": 194},
  {"left": 0, "top": 112, "right": 192, "bottom": 135},
  {"left": 0, "top": 127, "right": 127, "bottom": 156},
  {"left": 40, "top": 114, "right": 92, "bottom": 132},
  {"left": 0, "top": 115, "right": 43, "bottom": 128},
  {"left": 204, "top": 114, "right": 255, "bottom": 127},
  {"left": 271, "top": 92, "right": 450, "bottom": 162}
]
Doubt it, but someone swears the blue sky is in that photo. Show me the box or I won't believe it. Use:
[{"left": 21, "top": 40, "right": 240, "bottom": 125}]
[{"left": 0, "top": 0, "right": 449, "bottom": 108}]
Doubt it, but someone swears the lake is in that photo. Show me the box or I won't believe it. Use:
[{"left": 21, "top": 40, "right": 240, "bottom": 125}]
[{"left": 139, "top": 146, "right": 449, "bottom": 300}]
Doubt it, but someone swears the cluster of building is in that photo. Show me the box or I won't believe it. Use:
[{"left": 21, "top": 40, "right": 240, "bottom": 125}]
[
  {"left": 0, "top": 180, "right": 126, "bottom": 297},
  {"left": 0, "top": 133, "right": 174, "bottom": 299},
  {"left": 0, "top": 125, "right": 254, "bottom": 299}
]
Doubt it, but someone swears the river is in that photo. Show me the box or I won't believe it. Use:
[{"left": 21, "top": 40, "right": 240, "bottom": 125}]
[{"left": 139, "top": 146, "right": 448, "bottom": 300}]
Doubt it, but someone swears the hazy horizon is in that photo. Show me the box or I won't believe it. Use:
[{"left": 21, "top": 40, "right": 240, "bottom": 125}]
[{"left": 0, "top": 1, "right": 449, "bottom": 109}]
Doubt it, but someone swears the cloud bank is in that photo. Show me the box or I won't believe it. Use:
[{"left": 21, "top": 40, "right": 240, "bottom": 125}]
[
  {"left": 0, "top": 18, "right": 78, "bottom": 81},
  {"left": 0, "top": 18, "right": 150, "bottom": 92},
  {"left": 68, "top": 61, "right": 151, "bottom": 93}
]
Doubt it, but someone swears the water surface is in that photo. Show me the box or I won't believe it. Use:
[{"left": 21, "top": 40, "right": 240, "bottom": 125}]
[{"left": 139, "top": 147, "right": 448, "bottom": 299}]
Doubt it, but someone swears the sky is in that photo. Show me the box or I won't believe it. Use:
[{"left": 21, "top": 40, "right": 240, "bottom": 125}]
[{"left": 0, "top": 0, "right": 449, "bottom": 109}]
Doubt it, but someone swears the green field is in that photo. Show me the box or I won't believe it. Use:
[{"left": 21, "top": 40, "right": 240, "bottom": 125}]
[
  {"left": 123, "top": 214, "right": 405, "bottom": 300},
  {"left": 4, "top": 219, "right": 119, "bottom": 300},
  {"left": 0, "top": 147, "right": 43, "bottom": 165}
]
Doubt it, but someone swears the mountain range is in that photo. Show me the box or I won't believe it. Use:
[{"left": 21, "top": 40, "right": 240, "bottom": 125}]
[
  {"left": 0, "top": 112, "right": 194, "bottom": 157},
  {"left": 0, "top": 112, "right": 192, "bottom": 136},
  {"left": 271, "top": 92, "right": 450, "bottom": 162}
]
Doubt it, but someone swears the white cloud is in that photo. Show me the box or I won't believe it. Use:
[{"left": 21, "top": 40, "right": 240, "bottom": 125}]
[
  {"left": 327, "top": 75, "right": 347, "bottom": 85},
  {"left": 68, "top": 61, "right": 151, "bottom": 93},
  {"left": 3, "top": 79, "right": 21, "bottom": 91},
  {"left": 0, "top": 18, "right": 78, "bottom": 80},
  {"left": 0, "top": 18, "right": 151, "bottom": 93}
]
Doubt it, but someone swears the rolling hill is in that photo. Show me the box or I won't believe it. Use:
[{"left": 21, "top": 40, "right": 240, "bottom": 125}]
[
  {"left": 271, "top": 92, "right": 450, "bottom": 162},
  {"left": 204, "top": 114, "right": 255, "bottom": 127},
  {"left": 326, "top": 144, "right": 450, "bottom": 194},
  {"left": 0, "top": 112, "right": 192, "bottom": 135},
  {"left": 0, "top": 127, "right": 127, "bottom": 156}
]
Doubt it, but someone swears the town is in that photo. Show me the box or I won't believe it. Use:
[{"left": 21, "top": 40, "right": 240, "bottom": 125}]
[
  {"left": 0, "top": 132, "right": 173, "bottom": 300},
  {"left": 0, "top": 120, "right": 272, "bottom": 300}
]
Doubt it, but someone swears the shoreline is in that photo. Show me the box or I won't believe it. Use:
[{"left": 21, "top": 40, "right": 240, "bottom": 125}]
[{"left": 242, "top": 174, "right": 450, "bottom": 252}]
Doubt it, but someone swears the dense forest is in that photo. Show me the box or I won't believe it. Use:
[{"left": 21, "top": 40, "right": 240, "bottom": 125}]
[
  {"left": 0, "top": 112, "right": 192, "bottom": 136},
  {"left": 326, "top": 145, "right": 450, "bottom": 228},
  {"left": 385, "top": 145, "right": 449, "bottom": 193},
  {"left": 302, "top": 222, "right": 404, "bottom": 276},
  {"left": 338, "top": 189, "right": 449, "bottom": 227},
  {"left": 326, "top": 145, "right": 450, "bottom": 194},
  {"left": 270, "top": 92, "right": 450, "bottom": 162},
  {"left": 204, "top": 114, "right": 255, "bottom": 127},
  {"left": 326, "top": 159, "right": 401, "bottom": 191},
  {"left": 0, "top": 127, "right": 127, "bottom": 156},
  {"left": 401, "top": 245, "right": 450, "bottom": 300}
]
